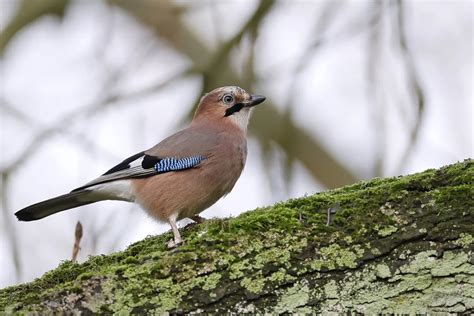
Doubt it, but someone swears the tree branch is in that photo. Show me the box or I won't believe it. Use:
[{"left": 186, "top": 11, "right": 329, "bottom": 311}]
[{"left": 1, "top": 160, "right": 472, "bottom": 313}]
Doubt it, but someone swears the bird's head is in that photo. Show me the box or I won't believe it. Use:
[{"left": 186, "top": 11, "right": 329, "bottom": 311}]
[{"left": 194, "top": 86, "right": 266, "bottom": 132}]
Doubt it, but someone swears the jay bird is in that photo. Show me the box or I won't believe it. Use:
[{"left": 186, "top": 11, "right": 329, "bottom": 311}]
[{"left": 15, "top": 86, "right": 266, "bottom": 248}]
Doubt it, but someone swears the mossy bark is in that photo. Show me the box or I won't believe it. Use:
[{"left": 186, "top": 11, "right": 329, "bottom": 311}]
[{"left": 1, "top": 160, "right": 473, "bottom": 313}]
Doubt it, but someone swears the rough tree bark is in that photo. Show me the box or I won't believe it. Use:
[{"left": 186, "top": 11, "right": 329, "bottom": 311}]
[{"left": 1, "top": 160, "right": 473, "bottom": 313}]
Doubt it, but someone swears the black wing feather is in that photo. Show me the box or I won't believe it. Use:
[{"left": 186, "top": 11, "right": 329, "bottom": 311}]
[
  {"left": 102, "top": 151, "right": 145, "bottom": 175},
  {"left": 71, "top": 153, "right": 203, "bottom": 192},
  {"left": 141, "top": 154, "right": 162, "bottom": 169}
]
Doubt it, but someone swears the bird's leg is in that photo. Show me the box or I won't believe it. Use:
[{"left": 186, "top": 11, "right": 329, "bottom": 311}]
[
  {"left": 190, "top": 215, "right": 206, "bottom": 224},
  {"left": 167, "top": 216, "right": 182, "bottom": 249}
]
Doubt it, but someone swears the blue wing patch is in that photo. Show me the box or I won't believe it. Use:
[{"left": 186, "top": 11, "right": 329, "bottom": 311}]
[{"left": 154, "top": 156, "right": 204, "bottom": 173}]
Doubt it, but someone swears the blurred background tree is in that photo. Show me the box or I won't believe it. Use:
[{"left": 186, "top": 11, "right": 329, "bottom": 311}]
[{"left": 0, "top": 0, "right": 472, "bottom": 287}]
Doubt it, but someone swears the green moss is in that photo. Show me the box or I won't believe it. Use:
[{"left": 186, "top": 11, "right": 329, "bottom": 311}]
[{"left": 77, "top": 272, "right": 95, "bottom": 281}]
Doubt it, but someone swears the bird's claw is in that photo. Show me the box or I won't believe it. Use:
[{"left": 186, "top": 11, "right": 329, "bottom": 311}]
[{"left": 167, "top": 238, "right": 183, "bottom": 249}]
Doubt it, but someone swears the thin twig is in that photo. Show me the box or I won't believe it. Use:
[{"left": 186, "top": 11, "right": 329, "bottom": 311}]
[
  {"left": 366, "top": 1, "right": 385, "bottom": 177},
  {"left": 326, "top": 203, "right": 340, "bottom": 226},
  {"left": 393, "top": 0, "right": 425, "bottom": 173},
  {"left": 0, "top": 173, "right": 22, "bottom": 280},
  {"left": 71, "top": 221, "right": 83, "bottom": 262}
]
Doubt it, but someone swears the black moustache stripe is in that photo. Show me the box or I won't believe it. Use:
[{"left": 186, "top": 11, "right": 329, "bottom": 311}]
[{"left": 224, "top": 103, "right": 244, "bottom": 117}]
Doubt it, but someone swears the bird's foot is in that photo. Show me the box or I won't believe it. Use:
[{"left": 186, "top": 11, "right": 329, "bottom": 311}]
[
  {"left": 167, "top": 237, "right": 183, "bottom": 249},
  {"left": 191, "top": 215, "right": 206, "bottom": 224}
]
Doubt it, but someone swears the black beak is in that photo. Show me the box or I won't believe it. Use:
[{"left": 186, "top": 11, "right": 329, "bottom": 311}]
[{"left": 247, "top": 95, "right": 266, "bottom": 107}]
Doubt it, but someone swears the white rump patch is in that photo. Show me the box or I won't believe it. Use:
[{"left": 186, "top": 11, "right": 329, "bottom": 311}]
[{"left": 90, "top": 180, "right": 135, "bottom": 202}]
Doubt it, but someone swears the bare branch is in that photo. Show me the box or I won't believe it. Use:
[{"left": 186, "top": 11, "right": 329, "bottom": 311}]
[
  {"left": 0, "top": 0, "right": 68, "bottom": 55},
  {"left": 251, "top": 103, "right": 358, "bottom": 188}
]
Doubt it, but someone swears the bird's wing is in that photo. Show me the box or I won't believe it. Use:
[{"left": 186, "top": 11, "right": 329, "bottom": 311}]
[
  {"left": 72, "top": 151, "right": 205, "bottom": 192},
  {"left": 72, "top": 127, "right": 218, "bottom": 192},
  {"left": 145, "top": 126, "right": 220, "bottom": 157}
]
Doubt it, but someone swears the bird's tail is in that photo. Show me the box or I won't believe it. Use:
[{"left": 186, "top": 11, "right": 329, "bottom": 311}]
[{"left": 15, "top": 190, "right": 99, "bottom": 221}]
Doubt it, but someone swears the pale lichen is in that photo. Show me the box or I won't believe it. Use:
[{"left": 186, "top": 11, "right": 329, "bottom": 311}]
[
  {"left": 310, "top": 244, "right": 365, "bottom": 270},
  {"left": 240, "top": 276, "right": 265, "bottom": 294},
  {"left": 274, "top": 281, "right": 310, "bottom": 313},
  {"left": 455, "top": 233, "right": 474, "bottom": 248},
  {"left": 376, "top": 225, "right": 398, "bottom": 237},
  {"left": 374, "top": 264, "right": 391, "bottom": 279},
  {"left": 201, "top": 273, "right": 221, "bottom": 291}
]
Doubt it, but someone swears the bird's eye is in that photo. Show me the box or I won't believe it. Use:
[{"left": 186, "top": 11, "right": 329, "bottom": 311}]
[{"left": 222, "top": 94, "right": 234, "bottom": 104}]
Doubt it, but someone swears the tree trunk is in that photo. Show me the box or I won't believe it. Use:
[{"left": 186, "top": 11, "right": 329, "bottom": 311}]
[{"left": 1, "top": 160, "right": 473, "bottom": 313}]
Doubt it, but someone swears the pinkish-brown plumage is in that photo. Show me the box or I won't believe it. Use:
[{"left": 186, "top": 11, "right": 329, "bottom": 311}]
[
  {"left": 15, "top": 86, "right": 265, "bottom": 248},
  {"left": 132, "top": 121, "right": 247, "bottom": 222}
]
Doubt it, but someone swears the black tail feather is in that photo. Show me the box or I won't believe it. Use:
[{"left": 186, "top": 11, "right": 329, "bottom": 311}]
[{"left": 15, "top": 190, "right": 97, "bottom": 221}]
